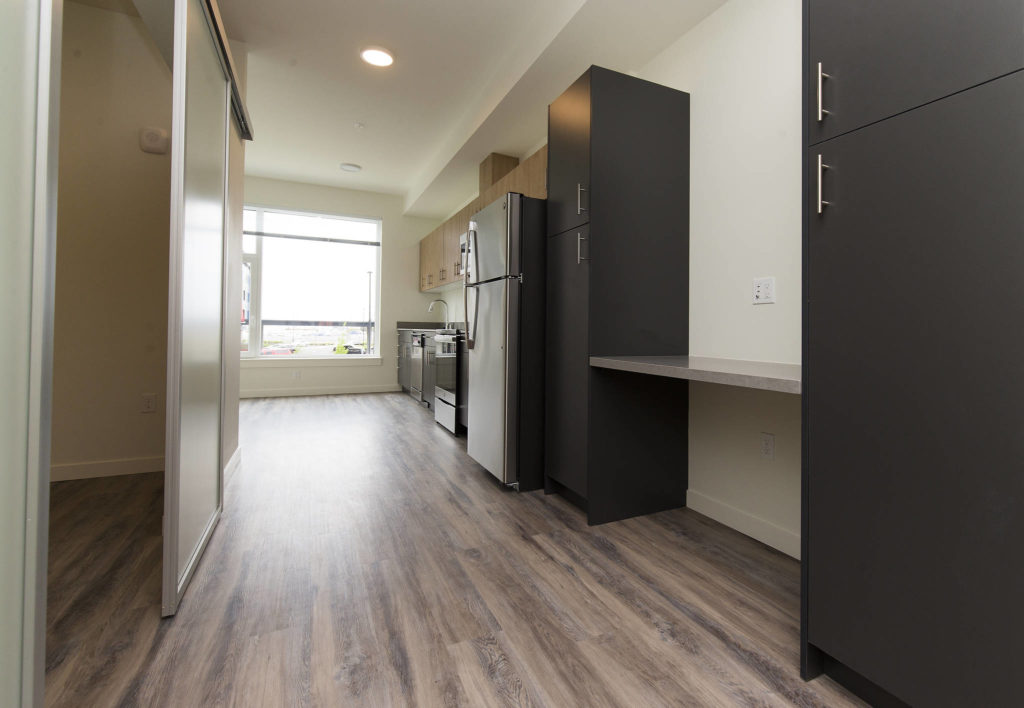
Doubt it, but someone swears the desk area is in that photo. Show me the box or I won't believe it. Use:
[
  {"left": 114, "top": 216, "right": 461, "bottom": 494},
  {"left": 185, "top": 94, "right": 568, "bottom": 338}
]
[
  {"left": 590, "top": 356, "right": 801, "bottom": 395},
  {"left": 554, "top": 356, "right": 801, "bottom": 527}
]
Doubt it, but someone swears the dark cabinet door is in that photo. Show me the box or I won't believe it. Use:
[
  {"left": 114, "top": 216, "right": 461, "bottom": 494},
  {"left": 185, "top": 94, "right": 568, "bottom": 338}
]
[
  {"left": 547, "top": 69, "right": 591, "bottom": 237},
  {"left": 398, "top": 332, "right": 411, "bottom": 390},
  {"left": 806, "top": 72, "right": 1024, "bottom": 706},
  {"left": 808, "top": 0, "right": 1024, "bottom": 143},
  {"left": 545, "top": 226, "right": 590, "bottom": 497},
  {"left": 423, "top": 340, "right": 436, "bottom": 409}
]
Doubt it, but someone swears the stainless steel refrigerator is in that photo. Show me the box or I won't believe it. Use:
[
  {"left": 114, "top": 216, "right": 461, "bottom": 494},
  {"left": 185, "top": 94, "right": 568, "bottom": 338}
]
[{"left": 464, "top": 193, "right": 546, "bottom": 490}]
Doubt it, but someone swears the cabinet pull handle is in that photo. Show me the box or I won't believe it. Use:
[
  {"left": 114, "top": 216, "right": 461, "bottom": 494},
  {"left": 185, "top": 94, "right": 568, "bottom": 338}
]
[
  {"left": 817, "top": 62, "right": 831, "bottom": 122},
  {"left": 577, "top": 232, "right": 590, "bottom": 264},
  {"left": 576, "top": 183, "right": 588, "bottom": 215},
  {"left": 817, "top": 154, "right": 832, "bottom": 214}
]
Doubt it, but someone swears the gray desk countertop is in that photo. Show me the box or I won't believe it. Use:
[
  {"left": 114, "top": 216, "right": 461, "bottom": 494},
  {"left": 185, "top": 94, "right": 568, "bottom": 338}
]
[{"left": 589, "top": 355, "right": 801, "bottom": 394}]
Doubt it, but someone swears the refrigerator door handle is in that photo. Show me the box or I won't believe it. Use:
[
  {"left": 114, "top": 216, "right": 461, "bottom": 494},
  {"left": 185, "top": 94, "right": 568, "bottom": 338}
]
[{"left": 464, "top": 226, "right": 480, "bottom": 349}]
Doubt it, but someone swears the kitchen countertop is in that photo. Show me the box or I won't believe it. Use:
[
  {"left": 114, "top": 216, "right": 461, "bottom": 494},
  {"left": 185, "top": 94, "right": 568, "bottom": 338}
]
[
  {"left": 397, "top": 321, "right": 466, "bottom": 331},
  {"left": 589, "top": 355, "right": 801, "bottom": 394}
]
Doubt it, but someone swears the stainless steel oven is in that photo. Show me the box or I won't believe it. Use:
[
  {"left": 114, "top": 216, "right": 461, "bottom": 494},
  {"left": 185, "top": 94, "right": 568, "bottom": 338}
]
[{"left": 434, "top": 333, "right": 461, "bottom": 433}]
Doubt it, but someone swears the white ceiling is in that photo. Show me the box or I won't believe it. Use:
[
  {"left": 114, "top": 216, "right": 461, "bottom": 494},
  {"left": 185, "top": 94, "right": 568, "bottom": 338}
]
[{"left": 216, "top": 0, "right": 727, "bottom": 218}]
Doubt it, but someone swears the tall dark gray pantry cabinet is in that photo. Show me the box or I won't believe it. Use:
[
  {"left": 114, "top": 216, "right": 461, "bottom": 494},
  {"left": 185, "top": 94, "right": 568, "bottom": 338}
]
[
  {"left": 545, "top": 66, "right": 690, "bottom": 525},
  {"left": 802, "top": 2, "right": 1024, "bottom": 706}
]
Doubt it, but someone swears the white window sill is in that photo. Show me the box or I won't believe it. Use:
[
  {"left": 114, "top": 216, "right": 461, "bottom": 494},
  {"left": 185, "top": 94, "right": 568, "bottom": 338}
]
[{"left": 240, "top": 356, "right": 383, "bottom": 369}]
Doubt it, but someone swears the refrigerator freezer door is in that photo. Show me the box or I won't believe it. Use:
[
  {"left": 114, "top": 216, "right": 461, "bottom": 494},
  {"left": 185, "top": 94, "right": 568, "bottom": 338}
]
[
  {"left": 467, "top": 279, "right": 510, "bottom": 482},
  {"left": 470, "top": 195, "right": 512, "bottom": 283}
]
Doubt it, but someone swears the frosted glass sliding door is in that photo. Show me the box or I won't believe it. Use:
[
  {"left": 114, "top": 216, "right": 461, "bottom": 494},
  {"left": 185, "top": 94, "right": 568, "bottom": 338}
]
[{"left": 163, "top": 0, "right": 230, "bottom": 616}]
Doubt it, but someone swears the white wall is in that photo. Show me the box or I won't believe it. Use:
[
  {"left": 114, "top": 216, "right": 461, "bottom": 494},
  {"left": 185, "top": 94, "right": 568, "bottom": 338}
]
[
  {"left": 638, "top": 0, "right": 803, "bottom": 557},
  {"left": 51, "top": 2, "right": 172, "bottom": 481},
  {"left": 240, "top": 177, "right": 443, "bottom": 397}
]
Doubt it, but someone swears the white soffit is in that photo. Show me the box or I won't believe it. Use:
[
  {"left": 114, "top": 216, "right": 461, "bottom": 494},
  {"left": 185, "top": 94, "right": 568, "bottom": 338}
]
[{"left": 216, "top": 0, "right": 727, "bottom": 218}]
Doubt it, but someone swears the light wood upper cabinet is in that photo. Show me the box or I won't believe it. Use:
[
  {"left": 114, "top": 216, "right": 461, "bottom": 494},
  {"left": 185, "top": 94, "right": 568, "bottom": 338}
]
[
  {"left": 419, "top": 227, "right": 443, "bottom": 291},
  {"left": 418, "top": 147, "right": 547, "bottom": 291},
  {"left": 443, "top": 215, "right": 463, "bottom": 283}
]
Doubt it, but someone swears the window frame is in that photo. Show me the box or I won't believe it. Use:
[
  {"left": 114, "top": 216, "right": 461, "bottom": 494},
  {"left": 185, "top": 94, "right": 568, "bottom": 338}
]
[{"left": 241, "top": 204, "right": 382, "bottom": 360}]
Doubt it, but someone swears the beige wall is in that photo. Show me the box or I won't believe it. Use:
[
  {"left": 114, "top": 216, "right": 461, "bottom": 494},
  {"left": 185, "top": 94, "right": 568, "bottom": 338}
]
[
  {"left": 51, "top": 2, "right": 172, "bottom": 481},
  {"left": 240, "top": 177, "right": 443, "bottom": 397},
  {"left": 639, "top": 0, "right": 803, "bottom": 557}
]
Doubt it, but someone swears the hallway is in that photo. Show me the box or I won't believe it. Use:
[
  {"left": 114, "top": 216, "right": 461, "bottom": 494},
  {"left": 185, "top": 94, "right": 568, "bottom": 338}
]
[{"left": 46, "top": 393, "right": 860, "bottom": 706}]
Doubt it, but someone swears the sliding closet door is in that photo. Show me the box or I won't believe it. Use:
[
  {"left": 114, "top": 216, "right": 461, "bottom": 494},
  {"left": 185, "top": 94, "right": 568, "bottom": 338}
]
[{"left": 163, "top": 0, "right": 230, "bottom": 617}]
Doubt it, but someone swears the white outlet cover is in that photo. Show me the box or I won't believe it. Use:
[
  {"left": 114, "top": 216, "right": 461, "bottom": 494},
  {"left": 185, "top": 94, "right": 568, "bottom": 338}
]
[
  {"left": 753, "top": 277, "right": 776, "bottom": 305},
  {"left": 760, "top": 432, "right": 775, "bottom": 460}
]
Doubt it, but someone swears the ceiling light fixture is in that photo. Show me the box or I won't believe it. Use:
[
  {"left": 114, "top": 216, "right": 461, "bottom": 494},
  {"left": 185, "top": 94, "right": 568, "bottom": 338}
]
[
  {"left": 340, "top": 162, "right": 362, "bottom": 172},
  {"left": 360, "top": 47, "right": 394, "bottom": 67}
]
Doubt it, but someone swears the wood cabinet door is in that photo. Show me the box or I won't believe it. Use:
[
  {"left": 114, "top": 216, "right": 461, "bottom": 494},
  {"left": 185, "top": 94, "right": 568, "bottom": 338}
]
[
  {"left": 544, "top": 225, "right": 590, "bottom": 498},
  {"left": 419, "top": 237, "right": 429, "bottom": 291},
  {"left": 420, "top": 228, "right": 443, "bottom": 290},
  {"left": 806, "top": 72, "right": 1024, "bottom": 706},
  {"left": 547, "top": 69, "right": 591, "bottom": 237},
  {"left": 444, "top": 215, "right": 463, "bottom": 283},
  {"left": 808, "top": 0, "right": 1024, "bottom": 143}
]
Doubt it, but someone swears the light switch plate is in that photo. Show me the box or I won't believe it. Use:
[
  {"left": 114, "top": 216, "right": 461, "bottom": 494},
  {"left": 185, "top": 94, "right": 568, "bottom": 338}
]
[{"left": 753, "top": 277, "right": 776, "bottom": 305}]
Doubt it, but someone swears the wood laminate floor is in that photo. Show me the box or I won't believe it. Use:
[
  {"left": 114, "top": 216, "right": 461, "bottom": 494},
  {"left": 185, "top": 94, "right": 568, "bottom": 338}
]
[{"left": 46, "top": 393, "right": 862, "bottom": 707}]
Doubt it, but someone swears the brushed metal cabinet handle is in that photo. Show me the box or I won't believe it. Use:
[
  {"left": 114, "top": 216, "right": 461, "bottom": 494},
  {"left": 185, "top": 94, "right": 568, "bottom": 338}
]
[
  {"left": 576, "top": 232, "right": 590, "bottom": 264},
  {"left": 817, "top": 62, "right": 831, "bottom": 122},
  {"left": 577, "top": 183, "right": 588, "bottom": 215},
  {"left": 817, "top": 154, "right": 832, "bottom": 214}
]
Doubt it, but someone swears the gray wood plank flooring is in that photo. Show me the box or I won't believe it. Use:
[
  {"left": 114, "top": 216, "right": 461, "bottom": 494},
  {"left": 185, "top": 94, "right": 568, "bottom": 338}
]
[{"left": 46, "top": 393, "right": 862, "bottom": 707}]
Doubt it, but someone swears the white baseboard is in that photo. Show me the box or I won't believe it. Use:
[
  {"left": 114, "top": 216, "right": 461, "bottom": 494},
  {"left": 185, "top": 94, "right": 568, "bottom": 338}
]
[
  {"left": 686, "top": 489, "right": 800, "bottom": 559},
  {"left": 224, "top": 446, "right": 241, "bottom": 483},
  {"left": 50, "top": 455, "right": 164, "bottom": 482},
  {"left": 239, "top": 383, "right": 402, "bottom": 398}
]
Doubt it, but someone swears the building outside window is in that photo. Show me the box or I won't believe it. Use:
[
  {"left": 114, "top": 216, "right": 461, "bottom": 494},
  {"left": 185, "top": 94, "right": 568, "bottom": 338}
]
[{"left": 241, "top": 206, "right": 381, "bottom": 358}]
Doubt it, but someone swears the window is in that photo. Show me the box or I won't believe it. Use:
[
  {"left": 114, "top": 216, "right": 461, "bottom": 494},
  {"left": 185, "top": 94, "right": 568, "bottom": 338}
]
[{"left": 241, "top": 206, "right": 381, "bottom": 358}]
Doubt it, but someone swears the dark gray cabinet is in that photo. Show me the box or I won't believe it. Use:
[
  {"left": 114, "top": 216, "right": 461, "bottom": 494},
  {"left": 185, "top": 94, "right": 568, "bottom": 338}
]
[
  {"left": 804, "top": 71, "right": 1024, "bottom": 707},
  {"left": 544, "top": 66, "right": 690, "bottom": 524},
  {"left": 808, "top": 0, "right": 1024, "bottom": 144},
  {"left": 803, "top": 0, "right": 1024, "bottom": 699},
  {"left": 397, "top": 330, "right": 412, "bottom": 391},
  {"left": 547, "top": 70, "right": 591, "bottom": 237},
  {"left": 423, "top": 334, "right": 436, "bottom": 410},
  {"left": 545, "top": 226, "right": 589, "bottom": 498}
]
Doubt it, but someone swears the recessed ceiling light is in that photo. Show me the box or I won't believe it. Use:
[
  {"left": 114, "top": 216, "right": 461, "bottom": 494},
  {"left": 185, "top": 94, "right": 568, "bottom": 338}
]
[
  {"left": 340, "top": 162, "right": 362, "bottom": 172},
  {"left": 361, "top": 47, "right": 394, "bottom": 67}
]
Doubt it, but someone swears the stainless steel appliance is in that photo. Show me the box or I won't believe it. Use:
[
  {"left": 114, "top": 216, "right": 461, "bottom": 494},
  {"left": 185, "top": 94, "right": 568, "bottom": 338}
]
[
  {"left": 409, "top": 333, "right": 424, "bottom": 402},
  {"left": 433, "top": 332, "right": 461, "bottom": 433},
  {"left": 464, "top": 193, "right": 546, "bottom": 489}
]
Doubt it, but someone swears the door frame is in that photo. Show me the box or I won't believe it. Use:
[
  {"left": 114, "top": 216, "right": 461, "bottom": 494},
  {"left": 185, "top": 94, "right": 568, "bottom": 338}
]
[{"left": 11, "top": 0, "right": 62, "bottom": 705}]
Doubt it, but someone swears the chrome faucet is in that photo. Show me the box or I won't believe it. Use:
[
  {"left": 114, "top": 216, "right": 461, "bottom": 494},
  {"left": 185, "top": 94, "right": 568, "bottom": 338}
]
[{"left": 428, "top": 299, "right": 450, "bottom": 329}]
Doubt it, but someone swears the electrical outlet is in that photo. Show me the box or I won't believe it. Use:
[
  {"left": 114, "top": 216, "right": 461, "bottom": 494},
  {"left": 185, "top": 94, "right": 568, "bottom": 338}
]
[
  {"left": 760, "top": 432, "right": 775, "bottom": 460},
  {"left": 141, "top": 393, "right": 157, "bottom": 414},
  {"left": 753, "top": 277, "right": 776, "bottom": 305},
  {"left": 291, "top": 370, "right": 302, "bottom": 380}
]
